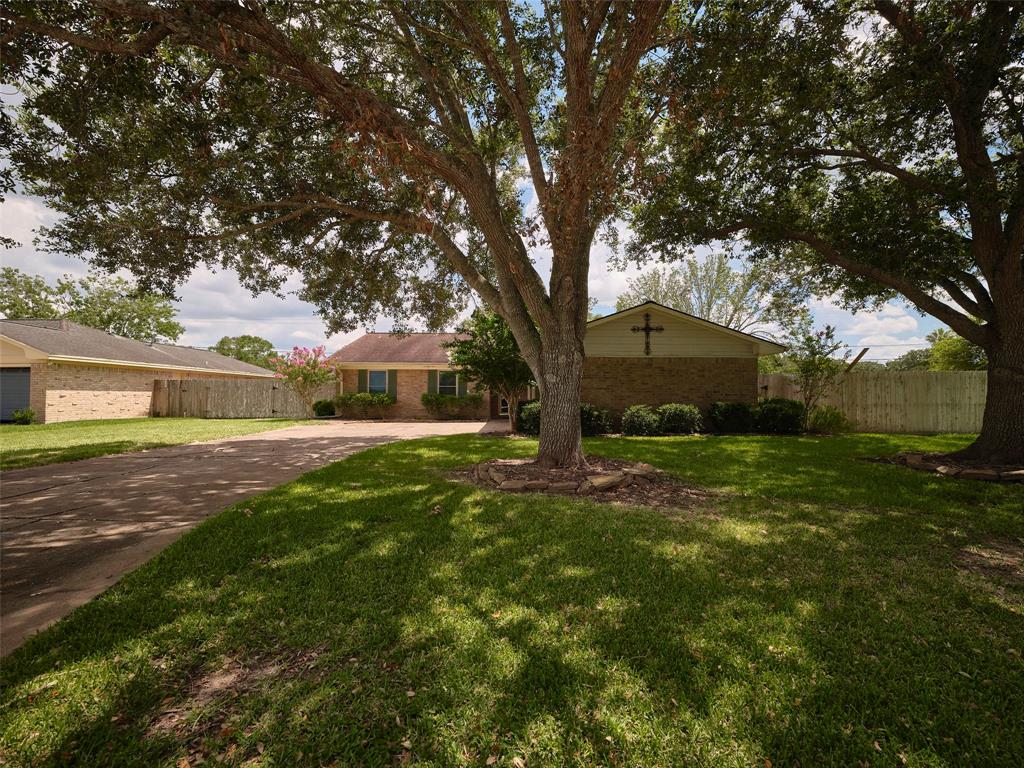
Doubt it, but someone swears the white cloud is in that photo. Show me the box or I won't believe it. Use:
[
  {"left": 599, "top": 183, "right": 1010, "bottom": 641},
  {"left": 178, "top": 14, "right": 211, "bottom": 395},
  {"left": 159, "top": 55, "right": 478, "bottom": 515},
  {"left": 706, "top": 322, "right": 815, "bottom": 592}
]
[{"left": 841, "top": 309, "right": 919, "bottom": 337}]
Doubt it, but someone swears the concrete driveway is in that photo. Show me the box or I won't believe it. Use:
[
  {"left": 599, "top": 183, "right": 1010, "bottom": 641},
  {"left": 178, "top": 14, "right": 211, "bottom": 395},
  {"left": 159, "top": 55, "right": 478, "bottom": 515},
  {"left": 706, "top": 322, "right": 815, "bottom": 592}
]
[{"left": 1, "top": 420, "right": 488, "bottom": 656}]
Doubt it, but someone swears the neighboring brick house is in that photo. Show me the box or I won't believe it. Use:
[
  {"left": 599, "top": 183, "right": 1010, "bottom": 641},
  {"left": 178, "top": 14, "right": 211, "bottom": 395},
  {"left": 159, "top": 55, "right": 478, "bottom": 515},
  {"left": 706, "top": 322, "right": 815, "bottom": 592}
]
[
  {"left": 330, "top": 302, "right": 784, "bottom": 422},
  {"left": 0, "top": 319, "right": 274, "bottom": 423}
]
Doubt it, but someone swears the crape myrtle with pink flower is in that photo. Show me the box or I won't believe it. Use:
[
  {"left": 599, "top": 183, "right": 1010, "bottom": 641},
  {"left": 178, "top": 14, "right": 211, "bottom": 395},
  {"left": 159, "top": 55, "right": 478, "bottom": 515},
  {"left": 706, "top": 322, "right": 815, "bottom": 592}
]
[{"left": 269, "top": 346, "right": 340, "bottom": 418}]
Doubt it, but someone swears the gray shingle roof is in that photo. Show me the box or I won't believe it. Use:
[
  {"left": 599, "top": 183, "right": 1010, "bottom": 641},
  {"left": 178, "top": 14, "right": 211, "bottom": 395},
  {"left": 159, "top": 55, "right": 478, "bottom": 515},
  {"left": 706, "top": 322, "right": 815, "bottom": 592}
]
[
  {"left": 0, "top": 319, "right": 274, "bottom": 376},
  {"left": 330, "top": 332, "right": 460, "bottom": 364}
]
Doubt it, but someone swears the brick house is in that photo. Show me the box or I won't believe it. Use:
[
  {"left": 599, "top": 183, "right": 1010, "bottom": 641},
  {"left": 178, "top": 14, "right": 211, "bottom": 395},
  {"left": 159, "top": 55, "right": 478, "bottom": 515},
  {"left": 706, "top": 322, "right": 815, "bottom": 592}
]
[
  {"left": 330, "top": 332, "right": 498, "bottom": 420},
  {"left": 0, "top": 319, "right": 274, "bottom": 423},
  {"left": 330, "top": 301, "right": 784, "bottom": 421}
]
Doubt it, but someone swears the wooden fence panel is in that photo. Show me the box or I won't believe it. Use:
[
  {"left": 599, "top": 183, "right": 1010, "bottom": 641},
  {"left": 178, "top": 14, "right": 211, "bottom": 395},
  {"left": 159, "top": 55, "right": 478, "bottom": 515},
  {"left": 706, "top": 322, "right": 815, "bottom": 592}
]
[
  {"left": 151, "top": 379, "right": 337, "bottom": 419},
  {"left": 758, "top": 371, "right": 987, "bottom": 433}
]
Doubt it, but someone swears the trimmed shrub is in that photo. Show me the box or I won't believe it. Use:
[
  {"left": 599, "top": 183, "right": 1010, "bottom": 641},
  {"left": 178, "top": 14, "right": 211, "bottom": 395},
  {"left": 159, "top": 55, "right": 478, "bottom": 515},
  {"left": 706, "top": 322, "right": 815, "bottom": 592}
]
[
  {"left": 808, "top": 404, "right": 856, "bottom": 434},
  {"left": 709, "top": 401, "right": 755, "bottom": 433},
  {"left": 515, "top": 401, "right": 612, "bottom": 436},
  {"left": 421, "top": 392, "right": 484, "bottom": 419},
  {"left": 334, "top": 392, "right": 396, "bottom": 419},
  {"left": 622, "top": 404, "right": 662, "bottom": 436},
  {"left": 657, "top": 403, "right": 703, "bottom": 434},
  {"left": 580, "top": 403, "right": 612, "bottom": 436},
  {"left": 312, "top": 399, "right": 336, "bottom": 417},
  {"left": 10, "top": 407, "right": 36, "bottom": 425},
  {"left": 754, "top": 398, "right": 805, "bottom": 434},
  {"left": 516, "top": 400, "right": 541, "bottom": 435}
]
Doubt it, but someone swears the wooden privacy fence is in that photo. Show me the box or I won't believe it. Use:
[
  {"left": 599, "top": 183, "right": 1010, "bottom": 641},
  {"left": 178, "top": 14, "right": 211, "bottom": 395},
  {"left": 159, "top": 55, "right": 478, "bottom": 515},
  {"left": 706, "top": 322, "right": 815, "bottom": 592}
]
[
  {"left": 758, "top": 371, "right": 987, "bottom": 434},
  {"left": 151, "top": 379, "right": 338, "bottom": 419}
]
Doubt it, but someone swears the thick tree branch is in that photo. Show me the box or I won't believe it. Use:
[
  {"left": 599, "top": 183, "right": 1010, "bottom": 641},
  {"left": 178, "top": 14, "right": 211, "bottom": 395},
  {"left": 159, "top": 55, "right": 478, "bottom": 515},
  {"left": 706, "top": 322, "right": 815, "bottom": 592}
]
[
  {"left": 789, "top": 146, "right": 949, "bottom": 196},
  {"left": 784, "top": 227, "right": 988, "bottom": 345},
  {"left": 0, "top": 11, "right": 170, "bottom": 55},
  {"left": 90, "top": 0, "right": 470, "bottom": 189},
  {"left": 496, "top": 1, "right": 552, "bottom": 214},
  {"left": 956, "top": 270, "right": 997, "bottom": 318},
  {"left": 390, "top": 12, "right": 474, "bottom": 150},
  {"left": 938, "top": 277, "right": 985, "bottom": 320},
  {"left": 427, "top": 226, "right": 503, "bottom": 310}
]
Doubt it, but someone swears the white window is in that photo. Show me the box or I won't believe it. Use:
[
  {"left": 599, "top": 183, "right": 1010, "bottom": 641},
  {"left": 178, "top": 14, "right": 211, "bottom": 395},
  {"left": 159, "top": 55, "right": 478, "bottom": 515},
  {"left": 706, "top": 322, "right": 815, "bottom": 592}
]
[
  {"left": 499, "top": 397, "right": 509, "bottom": 416},
  {"left": 438, "top": 371, "right": 458, "bottom": 396},
  {"left": 368, "top": 370, "right": 388, "bottom": 393}
]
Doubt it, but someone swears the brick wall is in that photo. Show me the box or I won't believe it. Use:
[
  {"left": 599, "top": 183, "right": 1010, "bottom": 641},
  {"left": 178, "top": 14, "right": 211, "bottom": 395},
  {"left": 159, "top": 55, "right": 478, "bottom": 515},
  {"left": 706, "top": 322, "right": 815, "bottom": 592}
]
[
  {"left": 29, "top": 362, "right": 48, "bottom": 422},
  {"left": 340, "top": 368, "right": 489, "bottom": 420},
  {"left": 42, "top": 362, "right": 256, "bottom": 423},
  {"left": 581, "top": 356, "right": 758, "bottom": 419}
]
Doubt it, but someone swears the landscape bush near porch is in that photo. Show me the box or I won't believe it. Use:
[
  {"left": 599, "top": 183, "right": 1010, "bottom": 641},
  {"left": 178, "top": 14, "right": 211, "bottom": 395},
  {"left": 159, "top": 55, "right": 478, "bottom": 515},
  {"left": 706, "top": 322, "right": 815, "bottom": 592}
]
[
  {"left": 334, "top": 392, "right": 396, "bottom": 420},
  {"left": 420, "top": 392, "right": 484, "bottom": 420}
]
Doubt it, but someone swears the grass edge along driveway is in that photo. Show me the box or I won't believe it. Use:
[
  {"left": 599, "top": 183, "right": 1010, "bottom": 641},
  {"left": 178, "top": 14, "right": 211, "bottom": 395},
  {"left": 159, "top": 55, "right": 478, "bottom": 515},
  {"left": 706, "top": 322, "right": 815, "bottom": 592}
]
[
  {"left": 0, "top": 417, "right": 315, "bottom": 470},
  {"left": 1, "top": 433, "right": 1021, "bottom": 767}
]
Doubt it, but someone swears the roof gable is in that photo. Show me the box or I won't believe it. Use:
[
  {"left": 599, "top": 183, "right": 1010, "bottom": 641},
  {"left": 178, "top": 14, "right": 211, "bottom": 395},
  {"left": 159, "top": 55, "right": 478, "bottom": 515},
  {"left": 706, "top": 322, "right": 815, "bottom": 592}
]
[{"left": 586, "top": 302, "right": 785, "bottom": 357}]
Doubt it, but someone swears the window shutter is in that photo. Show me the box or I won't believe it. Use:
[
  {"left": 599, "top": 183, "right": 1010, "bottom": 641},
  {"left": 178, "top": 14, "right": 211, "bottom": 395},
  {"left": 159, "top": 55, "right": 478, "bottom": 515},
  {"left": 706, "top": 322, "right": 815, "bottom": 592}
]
[
  {"left": 357, "top": 369, "right": 367, "bottom": 393},
  {"left": 427, "top": 369, "right": 438, "bottom": 394},
  {"left": 457, "top": 376, "right": 468, "bottom": 397},
  {"left": 387, "top": 369, "right": 398, "bottom": 398}
]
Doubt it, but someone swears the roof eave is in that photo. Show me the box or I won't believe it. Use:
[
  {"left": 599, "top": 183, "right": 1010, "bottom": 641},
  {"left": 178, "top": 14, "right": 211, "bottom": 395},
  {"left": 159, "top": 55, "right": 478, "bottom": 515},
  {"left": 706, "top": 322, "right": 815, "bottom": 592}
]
[
  {"left": 331, "top": 360, "right": 454, "bottom": 369},
  {"left": 45, "top": 354, "right": 275, "bottom": 377}
]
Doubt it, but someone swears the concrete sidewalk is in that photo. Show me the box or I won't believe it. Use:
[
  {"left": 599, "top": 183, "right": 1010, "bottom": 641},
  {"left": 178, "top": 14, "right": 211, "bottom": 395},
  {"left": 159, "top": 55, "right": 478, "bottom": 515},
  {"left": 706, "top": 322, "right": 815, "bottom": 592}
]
[{"left": 1, "top": 420, "right": 487, "bottom": 656}]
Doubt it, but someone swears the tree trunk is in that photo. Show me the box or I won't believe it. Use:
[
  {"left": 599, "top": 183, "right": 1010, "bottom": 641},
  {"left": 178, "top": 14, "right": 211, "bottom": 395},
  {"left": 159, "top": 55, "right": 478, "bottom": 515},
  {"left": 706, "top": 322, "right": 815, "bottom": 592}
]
[
  {"left": 506, "top": 392, "right": 519, "bottom": 433},
  {"left": 535, "top": 335, "right": 587, "bottom": 469},
  {"left": 951, "top": 330, "right": 1024, "bottom": 465}
]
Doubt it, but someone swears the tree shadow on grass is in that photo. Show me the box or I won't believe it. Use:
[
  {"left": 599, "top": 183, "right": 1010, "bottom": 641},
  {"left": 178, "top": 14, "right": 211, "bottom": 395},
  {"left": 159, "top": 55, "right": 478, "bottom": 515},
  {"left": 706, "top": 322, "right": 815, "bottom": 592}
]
[
  {"left": 0, "top": 442, "right": 143, "bottom": 471},
  {"left": 1, "top": 436, "right": 1022, "bottom": 766}
]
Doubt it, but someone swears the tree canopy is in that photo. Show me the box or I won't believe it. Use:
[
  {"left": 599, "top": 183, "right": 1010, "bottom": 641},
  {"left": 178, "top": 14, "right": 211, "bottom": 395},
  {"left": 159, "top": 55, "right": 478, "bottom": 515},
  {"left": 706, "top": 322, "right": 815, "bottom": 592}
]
[
  {"left": 1, "top": 0, "right": 674, "bottom": 467},
  {"left": 0, "top": 266, "right": 184, "bottom": 342},
  {"left": 614, "top": 253, "right": 806, "bottom": 336},
  {"left": 630, "top": 0, "right": 1024, "bottom": 462}
]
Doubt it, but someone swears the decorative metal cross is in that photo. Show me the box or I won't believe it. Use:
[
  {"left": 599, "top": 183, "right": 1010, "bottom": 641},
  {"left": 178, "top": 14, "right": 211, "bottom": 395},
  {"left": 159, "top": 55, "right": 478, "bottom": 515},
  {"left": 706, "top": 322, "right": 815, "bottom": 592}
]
[{"left": 631, "top": 312, "right": 664, "bottom": 356}]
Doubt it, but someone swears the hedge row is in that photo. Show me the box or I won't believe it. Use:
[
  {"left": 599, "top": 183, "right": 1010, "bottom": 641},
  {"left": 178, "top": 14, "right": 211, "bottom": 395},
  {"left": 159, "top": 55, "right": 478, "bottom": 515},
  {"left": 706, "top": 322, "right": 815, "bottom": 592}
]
[
  {"left": 312, "top": 392, "right": 397, "bottom": 419},
  {"left": 515, "top": 398, "right": 838, "bottom": 436}
]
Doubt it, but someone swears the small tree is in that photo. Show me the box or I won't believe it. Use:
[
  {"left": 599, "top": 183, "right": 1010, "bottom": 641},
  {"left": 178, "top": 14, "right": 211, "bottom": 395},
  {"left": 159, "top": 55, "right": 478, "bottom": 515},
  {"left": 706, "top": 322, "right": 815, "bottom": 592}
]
[
  {"left": 270, "top": 346, "right": 340, "bottom": 418},
  {"left": 444, "top": 312, "right": 534, "bottom": 432},
  {"left": 212, "top": 335, "right": 277, "bottom": 369},
  {"left": 786, "top": 321, "right": 849, "bottom": 430}
]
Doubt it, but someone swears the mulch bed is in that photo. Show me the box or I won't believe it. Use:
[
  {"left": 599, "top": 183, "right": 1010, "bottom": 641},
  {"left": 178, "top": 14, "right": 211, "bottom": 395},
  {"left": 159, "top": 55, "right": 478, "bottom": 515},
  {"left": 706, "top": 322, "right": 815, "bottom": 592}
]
[
  {"left": 869, "top": 452, "right": 1024, "bottom": 482},
  {"left": 451, "top": 456, "right": 716, "bottom": 512}
]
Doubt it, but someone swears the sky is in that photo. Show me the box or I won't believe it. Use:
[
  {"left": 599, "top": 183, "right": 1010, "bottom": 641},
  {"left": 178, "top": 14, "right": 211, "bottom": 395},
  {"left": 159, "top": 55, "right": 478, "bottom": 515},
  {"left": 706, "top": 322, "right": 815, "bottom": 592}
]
[{"left": 0, "top": 191, "right": 945, "bottom": 362}]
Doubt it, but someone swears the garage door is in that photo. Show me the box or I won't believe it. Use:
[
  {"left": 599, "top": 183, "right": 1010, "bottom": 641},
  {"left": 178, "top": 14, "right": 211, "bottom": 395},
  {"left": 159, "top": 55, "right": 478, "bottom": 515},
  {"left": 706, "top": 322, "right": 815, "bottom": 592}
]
[{"left": 0, "top": 368, "right": 31, "bottom": 421}]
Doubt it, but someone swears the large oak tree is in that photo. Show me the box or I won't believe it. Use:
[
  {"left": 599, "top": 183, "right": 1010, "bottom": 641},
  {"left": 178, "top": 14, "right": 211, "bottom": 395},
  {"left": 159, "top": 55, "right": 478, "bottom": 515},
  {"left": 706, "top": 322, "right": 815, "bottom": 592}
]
[
  {"left": 0, "top": 0, "right": 674, "bottom": 467},
  {"left": 631, "top": 0, "right": 1024, "bottom": 464}
]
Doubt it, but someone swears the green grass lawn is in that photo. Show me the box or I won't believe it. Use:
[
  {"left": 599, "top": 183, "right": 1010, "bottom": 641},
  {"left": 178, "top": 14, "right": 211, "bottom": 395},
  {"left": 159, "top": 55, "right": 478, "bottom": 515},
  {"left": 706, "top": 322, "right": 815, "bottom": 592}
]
[
  {"left": 0, "top": 417, "right": 314, "bottom": 470},
  {"left": 1, "top": 433, "right": 1022, "bottom": 766}
]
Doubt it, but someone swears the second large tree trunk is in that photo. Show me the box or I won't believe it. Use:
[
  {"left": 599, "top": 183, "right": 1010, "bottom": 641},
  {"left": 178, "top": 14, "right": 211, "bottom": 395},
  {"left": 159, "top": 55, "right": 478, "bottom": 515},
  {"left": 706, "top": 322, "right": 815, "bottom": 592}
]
[
  {"left": 953, "top": 329, "right": 1024, "bottom": 466},
  {"left": 535, "top": 333, "right": 587, "bottom": 469}
]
